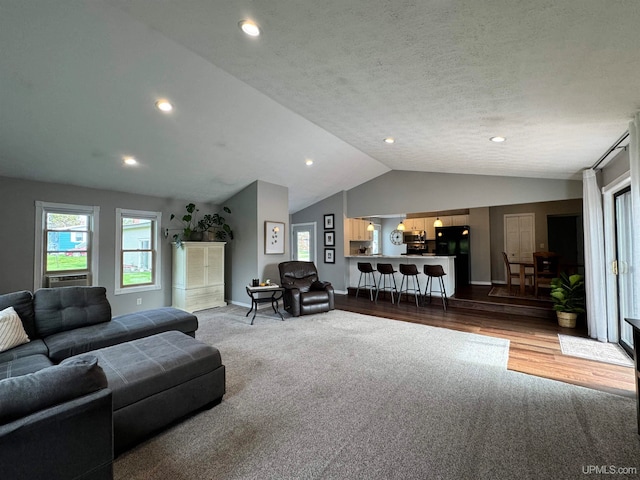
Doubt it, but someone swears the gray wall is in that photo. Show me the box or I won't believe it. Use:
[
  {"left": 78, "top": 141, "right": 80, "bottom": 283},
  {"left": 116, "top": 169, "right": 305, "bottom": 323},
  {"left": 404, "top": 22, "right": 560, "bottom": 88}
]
[
  {"left": 224, "top": 182, "right": 259, "bottom": 305},
  {"left": 291, "top": 191, "right": 348, "bottom": 291},
  {"left": 0, "top": 175, "right": 222, "bottom": 315},
  {"left": 601, "top": 148, "right": 630, "bottom": 186},
  {"left": 468, "top": 207, "right": 492, "bottom": 284},
  {"left": 489, "top": 199, "right": 583, "bottom": 283},
  {"left": 224, "top": 180, "right": 289, "bottom": 305},
  {"left": 347, "top": 170, "right": 583, "bottom": 217}
]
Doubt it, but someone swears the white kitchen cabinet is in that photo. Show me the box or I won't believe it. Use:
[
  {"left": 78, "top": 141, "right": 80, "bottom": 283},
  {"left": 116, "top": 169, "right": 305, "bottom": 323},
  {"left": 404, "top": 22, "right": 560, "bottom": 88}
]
[
  {"left": 348, "top": 218, "right": 372, "bottom": 241},
  {"left": 172, "top": 242, "right": 226, "bottom": 312},
  {"left": 404, "top": 218, "right": 425, "bottom": 232}
]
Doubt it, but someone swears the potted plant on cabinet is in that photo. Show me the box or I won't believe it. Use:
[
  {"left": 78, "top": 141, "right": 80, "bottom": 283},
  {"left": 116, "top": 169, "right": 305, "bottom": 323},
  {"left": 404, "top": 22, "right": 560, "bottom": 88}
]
[
  {"left": 550, "top": 272, "right": 585, "bottom": 328},
  {"left": 170, "top": 204, "right": 233, "bottom": 247}
]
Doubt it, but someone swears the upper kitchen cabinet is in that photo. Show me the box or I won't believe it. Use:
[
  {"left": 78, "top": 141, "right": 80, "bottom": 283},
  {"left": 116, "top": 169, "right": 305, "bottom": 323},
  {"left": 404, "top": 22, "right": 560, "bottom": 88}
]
[
  {"left": 404, "top": 218, "right": 425, "bottom": 231},
  {"left": 346, "top": 218, "right": 372, "bottom": 241}
]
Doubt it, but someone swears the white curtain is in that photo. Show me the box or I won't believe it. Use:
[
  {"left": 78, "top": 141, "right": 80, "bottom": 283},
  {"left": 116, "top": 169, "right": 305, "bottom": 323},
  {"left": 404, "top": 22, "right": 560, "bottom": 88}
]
[
  {"left": 630, "top": 113, "right": 640, "bottom": 319},
  {"left": 582, "top": 169, "right": 608, "bottom": 341}
]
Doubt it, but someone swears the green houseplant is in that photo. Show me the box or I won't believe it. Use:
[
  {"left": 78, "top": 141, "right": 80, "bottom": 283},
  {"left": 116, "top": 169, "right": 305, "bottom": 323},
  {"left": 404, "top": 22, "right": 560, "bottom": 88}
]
[
  {"left": 550, "top": 272, "right": 585, "bottom": 328},
  {"left": 170, "top": 204, "right": 233, "bottom": 247}
]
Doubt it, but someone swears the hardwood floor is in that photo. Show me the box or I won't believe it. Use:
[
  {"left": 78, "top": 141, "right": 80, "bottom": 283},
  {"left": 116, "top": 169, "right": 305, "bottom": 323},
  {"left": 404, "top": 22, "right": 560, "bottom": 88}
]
[{"left": 335, "top": 288, "right": 636, "bottom": 398}]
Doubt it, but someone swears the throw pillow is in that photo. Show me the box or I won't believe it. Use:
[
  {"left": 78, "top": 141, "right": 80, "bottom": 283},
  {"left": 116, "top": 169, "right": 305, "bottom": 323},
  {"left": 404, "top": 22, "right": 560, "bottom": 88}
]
[
  {"left": 0, "top": 306, "right": 30, "bottom": 353},
  {"left": 0, "top": 356, "right": 107, "bottom": 425}
]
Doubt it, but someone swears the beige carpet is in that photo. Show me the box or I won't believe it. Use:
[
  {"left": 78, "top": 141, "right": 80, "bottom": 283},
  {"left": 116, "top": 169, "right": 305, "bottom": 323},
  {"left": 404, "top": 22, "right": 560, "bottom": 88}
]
[
  {"left": 113, "top": 307, "right": 640, "bottom": 480},
  {"left": 558, "top": 334, "right": 634, "bottom": 367}
]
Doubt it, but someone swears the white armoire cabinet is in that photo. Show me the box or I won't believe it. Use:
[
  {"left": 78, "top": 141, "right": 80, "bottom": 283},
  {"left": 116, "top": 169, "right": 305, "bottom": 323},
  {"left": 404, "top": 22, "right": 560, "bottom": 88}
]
[{"left": 172, "top": 242, "right": 226, "bottom": 312}]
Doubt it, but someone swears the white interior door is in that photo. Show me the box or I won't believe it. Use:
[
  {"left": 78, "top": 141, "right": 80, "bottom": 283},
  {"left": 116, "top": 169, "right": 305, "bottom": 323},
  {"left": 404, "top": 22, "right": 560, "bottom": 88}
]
[
  {"left": 504, "top": 213, "right": 535, "bottom": 262},
  {"left": 291, "top": 223, "right": 316, "bottom": 263}
]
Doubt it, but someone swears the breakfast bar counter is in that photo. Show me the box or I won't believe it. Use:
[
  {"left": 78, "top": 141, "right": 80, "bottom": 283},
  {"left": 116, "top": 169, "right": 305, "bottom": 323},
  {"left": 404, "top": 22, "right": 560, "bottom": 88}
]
[{"left": 346, "top": 255, "right": 457, "bottom": 296}]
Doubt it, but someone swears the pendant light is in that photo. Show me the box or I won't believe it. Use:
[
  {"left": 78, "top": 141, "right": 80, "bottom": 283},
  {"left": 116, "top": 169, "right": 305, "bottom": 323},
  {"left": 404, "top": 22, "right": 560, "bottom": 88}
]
[
  {"left": 367, "top": 222, "right": 374, "bottom": 232},
  {"left": 433, "top": 217, "right": 443, "bottom": 228},
  {"left": 397, "top": 221, "right": 406, "bottom": 231}
]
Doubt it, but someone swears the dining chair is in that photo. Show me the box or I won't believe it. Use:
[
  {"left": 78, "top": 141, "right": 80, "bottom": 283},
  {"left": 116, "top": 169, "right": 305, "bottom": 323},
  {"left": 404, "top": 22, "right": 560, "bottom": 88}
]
[
  {"left": 532, "top": 252, "right": 561, "bottom": 297},
  {"left": 502, "top": 252, "right": 533, "bottom": 295}
]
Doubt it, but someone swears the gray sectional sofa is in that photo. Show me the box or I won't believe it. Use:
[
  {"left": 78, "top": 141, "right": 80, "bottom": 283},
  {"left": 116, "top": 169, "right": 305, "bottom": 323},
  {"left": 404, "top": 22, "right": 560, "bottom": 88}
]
[{"left": 0, "top": 286, "right": 225, "bottom": 480}]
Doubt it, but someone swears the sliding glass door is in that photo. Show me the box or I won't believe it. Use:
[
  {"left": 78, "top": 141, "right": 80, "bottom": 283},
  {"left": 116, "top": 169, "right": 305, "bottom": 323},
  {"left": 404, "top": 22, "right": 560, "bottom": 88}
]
[{"left": 615, "top": 187, "right": 634, "bottom": 353}]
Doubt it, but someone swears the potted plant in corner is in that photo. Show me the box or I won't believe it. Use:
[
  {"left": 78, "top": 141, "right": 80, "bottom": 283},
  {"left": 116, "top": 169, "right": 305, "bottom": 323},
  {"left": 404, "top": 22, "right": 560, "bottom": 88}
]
[
  {"left": 550, "top": 272, "right": 585, "bottom": 328},
  {"left": 170, "top": 203, "right": 233, "bottom": 247}
]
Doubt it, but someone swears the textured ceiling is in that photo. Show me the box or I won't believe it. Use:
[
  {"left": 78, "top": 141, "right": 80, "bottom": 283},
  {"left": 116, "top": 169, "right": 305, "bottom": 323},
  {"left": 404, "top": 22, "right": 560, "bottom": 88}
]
[{"left": 1, "top": 1, "right": 639, "bottom": 212}]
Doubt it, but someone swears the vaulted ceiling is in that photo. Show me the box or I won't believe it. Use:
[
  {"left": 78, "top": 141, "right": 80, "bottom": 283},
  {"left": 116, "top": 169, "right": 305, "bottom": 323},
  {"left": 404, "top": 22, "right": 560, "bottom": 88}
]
[{"left": 1, "top": 1, "right": 638, "bottom": 212}]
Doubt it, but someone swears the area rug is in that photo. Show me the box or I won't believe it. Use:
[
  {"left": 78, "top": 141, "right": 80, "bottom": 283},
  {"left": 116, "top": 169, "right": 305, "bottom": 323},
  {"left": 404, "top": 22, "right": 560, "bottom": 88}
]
[
  {"left": 558, "top": 334, "right": 634, "bottom": 367},
  {"left": 114, "top": 307, "right": 640, "bottom": 480},
  {"left": 488, "top": 286, "right": 553, "bottom": 302}
]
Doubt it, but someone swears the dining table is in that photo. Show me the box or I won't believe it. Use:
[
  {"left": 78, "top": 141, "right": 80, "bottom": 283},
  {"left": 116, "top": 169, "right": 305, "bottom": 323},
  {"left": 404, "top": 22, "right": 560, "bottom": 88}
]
[{"left": 516, "top": 261, "right": 534, "bottom": 295}]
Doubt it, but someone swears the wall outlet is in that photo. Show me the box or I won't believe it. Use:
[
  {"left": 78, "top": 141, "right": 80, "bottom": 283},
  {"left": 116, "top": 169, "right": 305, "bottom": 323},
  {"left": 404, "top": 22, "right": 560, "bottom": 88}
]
[{"left": 136, "top": 298, "right": 142, "bottom": 305}]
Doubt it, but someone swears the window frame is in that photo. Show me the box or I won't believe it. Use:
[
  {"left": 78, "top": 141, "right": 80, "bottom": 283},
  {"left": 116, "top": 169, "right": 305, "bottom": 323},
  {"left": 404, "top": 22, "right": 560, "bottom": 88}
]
[
  {"left": 115, "top": 208, "right": 162, "bottom": 295},
  {"left": 34, "top": 201, "right": 100, "bottom": 291}
]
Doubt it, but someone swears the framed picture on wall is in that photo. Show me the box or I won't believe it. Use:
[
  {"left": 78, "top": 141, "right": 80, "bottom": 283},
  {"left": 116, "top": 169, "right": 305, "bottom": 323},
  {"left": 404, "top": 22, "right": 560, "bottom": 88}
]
[
  {"left": 324, "top": 230, "right": 335, "bottom": 246},
  {"left": 324, "top": 248, "right": 335, "bottom": 264},
  {"left": 324, "top": 214, "right": 334, "bottom": 230},
  {"left": 265, "top": 221, "right": 285, "bottom": 254}
]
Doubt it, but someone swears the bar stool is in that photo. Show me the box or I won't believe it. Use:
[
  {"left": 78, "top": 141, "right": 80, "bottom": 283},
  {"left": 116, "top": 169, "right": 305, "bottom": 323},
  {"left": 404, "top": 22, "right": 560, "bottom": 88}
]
[
  {"left": 355, "top": 262, "right": 377, "bottom": 301},
  {"left": 398, "top": 264, "right": 421, "bottom": 307},
  {"left": 423, "top": 264, "right": 448, "bottom": 311},
  {"left": 375, "top": 263, "right": 398, "bottom": 304}
]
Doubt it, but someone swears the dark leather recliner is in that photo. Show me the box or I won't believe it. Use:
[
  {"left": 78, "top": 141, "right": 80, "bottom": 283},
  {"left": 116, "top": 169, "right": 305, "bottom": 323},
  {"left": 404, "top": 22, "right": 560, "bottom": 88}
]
[{"left": 278, "top": 261, "right": 335, "bottom": 317}]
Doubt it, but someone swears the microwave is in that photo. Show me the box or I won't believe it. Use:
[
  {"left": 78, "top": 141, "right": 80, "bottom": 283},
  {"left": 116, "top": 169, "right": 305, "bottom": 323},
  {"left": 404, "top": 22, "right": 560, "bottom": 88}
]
[{"left": 403, "top": 231, "right": 426, "bottom": 243}]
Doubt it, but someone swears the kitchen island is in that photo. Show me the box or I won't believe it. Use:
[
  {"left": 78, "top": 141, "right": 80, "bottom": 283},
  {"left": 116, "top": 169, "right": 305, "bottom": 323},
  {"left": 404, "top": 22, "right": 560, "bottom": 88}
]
[{"left": 346, "top": 254, "right": 456, "bottom": 296}]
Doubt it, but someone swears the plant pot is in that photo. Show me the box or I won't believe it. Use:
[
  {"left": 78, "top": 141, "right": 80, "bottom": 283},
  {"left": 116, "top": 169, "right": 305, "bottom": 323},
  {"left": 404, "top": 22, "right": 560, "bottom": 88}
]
[
  {"left": 189, "top": 231, "right": 204, "bottom": 241},
  {"left": 557, "top": 311, "right": 577, "bottom": 328}
]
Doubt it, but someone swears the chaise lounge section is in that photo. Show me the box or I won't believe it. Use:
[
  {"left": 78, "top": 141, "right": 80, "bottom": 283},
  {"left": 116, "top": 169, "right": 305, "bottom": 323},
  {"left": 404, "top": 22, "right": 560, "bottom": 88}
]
[{"left": 0, "top": 286, "right": 226, "bottom": 479}]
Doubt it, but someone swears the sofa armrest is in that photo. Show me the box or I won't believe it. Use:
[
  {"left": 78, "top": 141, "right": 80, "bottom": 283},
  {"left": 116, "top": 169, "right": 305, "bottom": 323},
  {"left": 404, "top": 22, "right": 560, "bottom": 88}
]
[
  {"left": 282, "top": 286, "right": 301, "bottom": 317},
  {"left": 0, "top": 388, "right": 113, "bottom": 480}
]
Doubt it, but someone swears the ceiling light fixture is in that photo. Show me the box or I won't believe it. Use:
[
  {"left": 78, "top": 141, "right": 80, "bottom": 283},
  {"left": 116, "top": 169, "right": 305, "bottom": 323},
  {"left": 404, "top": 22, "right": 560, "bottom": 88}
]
[
  {"left": 305, "top": 159, "right": 314, "bottom": 166},
  {"left": 397, "top": 221, "right": 406, "bottom": 231},
  {"left": 239, "top": 20, "right": 261, "bottom": 37},
  {"left": 384, "top": 137, "right": 395, "bottom": 144},
  {"left": 433, "top": 217, "right": 443, "bottom": 227},
  {"left": 490, "top": 136, "right": 506, "bottom": 143},
  {"left": 123, "top": 156, "right": 138, "bottom": 166},
  {"left": 367, "top": 222, "right": 374, "bottom": 232},
  {"left": 155, "top": 99, "right": 173, "bottom": 113}
]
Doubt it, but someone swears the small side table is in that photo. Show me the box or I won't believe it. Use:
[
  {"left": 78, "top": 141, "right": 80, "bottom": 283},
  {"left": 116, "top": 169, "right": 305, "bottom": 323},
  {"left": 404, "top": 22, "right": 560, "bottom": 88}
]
[{"left": 245, "top": 285, "right": 285, "bottom": 325}]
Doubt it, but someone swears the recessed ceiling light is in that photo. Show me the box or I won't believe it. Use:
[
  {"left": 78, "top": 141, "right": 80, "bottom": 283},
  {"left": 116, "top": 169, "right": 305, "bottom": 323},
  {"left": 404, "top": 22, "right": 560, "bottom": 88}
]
[
  {"left": 384, "top": 137, "right": 395, "bottom": 144},
  {"left": 155, "top": 99, "right": 173, "bottom": 113},
  {"left": 239, "top": 20, "right": 261, "bottom": 37},
  {"left": 305, "top": 159, "right": 314, "bottom": 166},
  {"left": 123, "top": 156, "right": 138, "bottom": 166},
  {"left": 490, "top": 136, "right": 506, "bottom": 143}
]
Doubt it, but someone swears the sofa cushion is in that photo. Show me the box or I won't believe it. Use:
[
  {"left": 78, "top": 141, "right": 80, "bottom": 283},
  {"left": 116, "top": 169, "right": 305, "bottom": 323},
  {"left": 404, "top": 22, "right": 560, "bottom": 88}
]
[
  {"left": 0, "top": 290, "right": 35, "bottom": 339},
  {"left": 0, "top": 339, "right": 48, "bottom": 364},
  {"left": 0, "top": 356, "right": 107, "bottom": 425},
  {"left": 0, "top": 353, "right": 53, "bottom": 380},
  {"left": 64, "top": 331, "right": 221, "bottom": 410},
  {"left": 33, "top": 286, "right": 111, "bottom": 337},
  {"left": 44, "top": 307, "right": 198, "bottom": 362},
  {"left": 0, "top": 307, "right": 30, "bottom": 353}
]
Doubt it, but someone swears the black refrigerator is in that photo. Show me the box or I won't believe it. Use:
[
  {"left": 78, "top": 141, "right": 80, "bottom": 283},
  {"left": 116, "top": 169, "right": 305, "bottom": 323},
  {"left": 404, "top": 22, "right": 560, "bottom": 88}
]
[{"left": 435, "top": 226, "right": 470, "bottom": 288}]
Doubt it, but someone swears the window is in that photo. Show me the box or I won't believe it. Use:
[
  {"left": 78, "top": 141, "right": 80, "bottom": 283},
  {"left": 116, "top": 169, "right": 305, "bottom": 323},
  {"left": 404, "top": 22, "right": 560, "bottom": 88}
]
[
  {"left": 372, "top": 224, "right": 381, "bottom": 254},
  {"left": 115, "top": 208, "right": 162, "bottom": 294},
  {"left": 35, "top": 201, "right": 99, "bottom": 290}
]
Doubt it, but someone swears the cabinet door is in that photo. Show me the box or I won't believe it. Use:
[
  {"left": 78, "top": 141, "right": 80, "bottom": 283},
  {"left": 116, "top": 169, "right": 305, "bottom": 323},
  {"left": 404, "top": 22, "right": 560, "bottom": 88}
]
[
  {"left": 405, "top": 218, "right": 424, "bottom": 231},
  {"left": 425, "top": 218, "right": 436, "bottom": 239},
  {"left": 206, "top": 245, "right": 224, "bottom": 286},
  {"left": 185, "top": 246, "right": 207, "bottom": 288}
]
